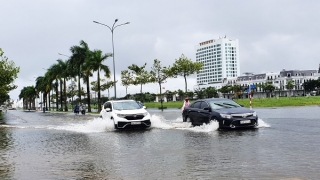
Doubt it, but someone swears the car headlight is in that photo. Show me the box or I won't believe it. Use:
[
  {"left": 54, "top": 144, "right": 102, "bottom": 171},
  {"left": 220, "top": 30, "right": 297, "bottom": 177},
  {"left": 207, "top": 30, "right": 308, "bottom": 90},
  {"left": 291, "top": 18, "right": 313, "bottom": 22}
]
[
  {"left": 116, "top": 113, "right": 126, "bottom": 118},
  {"left": 220, "top": 113, "right": 232, "bottom": 119},
  {"left": 252, "top": 112, "right": 257, "bottom": 117},
  {"left": 143, "top": 112, "right": 149, "bottom": 116}
]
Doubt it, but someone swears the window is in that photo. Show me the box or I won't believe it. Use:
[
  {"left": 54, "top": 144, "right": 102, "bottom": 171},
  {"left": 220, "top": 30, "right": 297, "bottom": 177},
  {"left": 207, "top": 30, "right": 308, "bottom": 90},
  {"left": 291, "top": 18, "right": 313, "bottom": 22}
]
[{"left": 191, "top": 102, "right": 202, "bottom": 109}]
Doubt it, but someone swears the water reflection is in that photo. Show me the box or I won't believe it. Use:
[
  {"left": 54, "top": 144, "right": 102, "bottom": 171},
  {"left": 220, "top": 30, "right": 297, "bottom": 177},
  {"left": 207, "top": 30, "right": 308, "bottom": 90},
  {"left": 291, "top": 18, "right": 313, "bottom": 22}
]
[{"left": 0, "top": 127, "right": 14, "bottom": 180}]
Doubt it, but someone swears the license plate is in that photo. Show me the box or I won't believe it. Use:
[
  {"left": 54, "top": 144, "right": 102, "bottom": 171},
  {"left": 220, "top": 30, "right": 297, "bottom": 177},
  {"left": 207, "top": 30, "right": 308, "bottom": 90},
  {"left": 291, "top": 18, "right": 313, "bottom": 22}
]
[
  {"left": 131, "top": 122, "right": 141, "bottom": 125},
  {"left": 240, "top": 120, "right": 251, "bottom": 124}
]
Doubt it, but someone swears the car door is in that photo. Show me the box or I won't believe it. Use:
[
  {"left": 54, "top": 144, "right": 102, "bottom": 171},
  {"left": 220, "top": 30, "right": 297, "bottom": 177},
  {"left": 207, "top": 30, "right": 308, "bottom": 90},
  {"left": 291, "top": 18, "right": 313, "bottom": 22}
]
[
  {"left": 198, "top": 101, "right": 211, "bottom": 124},
  {"left": 190, "top": 101, "right": 203, "bottom": 125},
  {"left": 187, "top": 101, "right": 202, "bottom": 124}
]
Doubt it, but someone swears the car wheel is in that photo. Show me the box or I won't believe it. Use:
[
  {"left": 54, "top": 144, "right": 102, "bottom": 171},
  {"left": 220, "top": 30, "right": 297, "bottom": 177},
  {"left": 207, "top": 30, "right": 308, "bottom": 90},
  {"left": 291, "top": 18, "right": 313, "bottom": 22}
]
[
  {"left": 186, "top": 117, "right": 192, "bottom": 123},
  {"left": 112, "top": 118, "right": 118, "bottom": 129},
  {"left": 186, "top": 116, "right": 196, "bottom": 126}
]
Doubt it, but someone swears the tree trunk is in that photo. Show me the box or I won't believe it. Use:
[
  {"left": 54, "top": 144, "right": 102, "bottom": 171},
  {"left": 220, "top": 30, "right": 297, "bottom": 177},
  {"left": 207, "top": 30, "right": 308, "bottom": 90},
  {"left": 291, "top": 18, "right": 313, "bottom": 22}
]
[
  {"left": 56, "top": 80, "right": 59, "bottom": 111},
  {"left": 78, "top": 75, "right": 81, "bottom": 103},
  {"left": 184, "top": 75, "right": 188, "bottom": 93},
  {"left": 159, "top": 82, "right": 163, "bottom": 112},
  {"left": 97, "top": 70, "right": 101, "bottom": 112},
  {"left": 60, "top": 79, "right": 63, "bottom": 110},
  {"left": 86, "top": 76, "right": 91, "bottom": 112},
  {"left": 64, "top": 78, "right": 68, "bottom": 111}
]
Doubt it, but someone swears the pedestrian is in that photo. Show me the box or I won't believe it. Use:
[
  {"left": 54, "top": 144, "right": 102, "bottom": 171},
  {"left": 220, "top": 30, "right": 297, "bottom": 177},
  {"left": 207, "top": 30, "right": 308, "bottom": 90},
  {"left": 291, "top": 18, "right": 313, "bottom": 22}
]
[
  {"left": 74, "top": 104, "right": 79, "bottom": 115},
  {"left": 81, "top": 103, "right": 86, "bottom": 115},
  {"left": 181, "top": 97, "right": 190, "bottom": 110},
  {"left": 42, "top": 106, "right": 46, "bottom": 113}
]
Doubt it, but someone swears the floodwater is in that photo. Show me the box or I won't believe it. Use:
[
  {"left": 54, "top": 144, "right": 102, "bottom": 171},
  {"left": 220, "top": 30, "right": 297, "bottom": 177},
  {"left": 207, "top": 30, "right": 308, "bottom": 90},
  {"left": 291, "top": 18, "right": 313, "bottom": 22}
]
[{"left": 0, "top": 106, "right": 319, "bottom": 180}]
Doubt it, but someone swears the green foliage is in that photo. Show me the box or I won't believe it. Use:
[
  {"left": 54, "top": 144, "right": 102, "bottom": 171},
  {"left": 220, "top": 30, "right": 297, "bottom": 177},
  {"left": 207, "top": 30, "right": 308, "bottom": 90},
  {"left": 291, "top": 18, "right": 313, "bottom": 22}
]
[
  {"left": 128, "top": 63, "right": 151, "bottom": 94},
  {"left": 150, "top": 59, "right": 173, "bottom": 111},
  {"left": 0, "top": 48, "right": 20, "bottom": 104},
  {"left": 171, "top": 54, "right": 203, "bottom": 92},
  {"left": 143, "top": 96, "right": 320, "bottom": 109},
  {"left": 302, "top": 78, "right": 320, "bottom": 92},
  {"left": 121, "top": 70, "right": 133, "bottom": 95}
]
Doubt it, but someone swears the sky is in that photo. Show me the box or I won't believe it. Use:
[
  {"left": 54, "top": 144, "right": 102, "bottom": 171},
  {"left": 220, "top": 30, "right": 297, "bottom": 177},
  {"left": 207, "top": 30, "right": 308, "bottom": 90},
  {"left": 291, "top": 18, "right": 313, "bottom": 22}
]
[{"left": 2, "top": 0, "right": 320, "bottom": 101}]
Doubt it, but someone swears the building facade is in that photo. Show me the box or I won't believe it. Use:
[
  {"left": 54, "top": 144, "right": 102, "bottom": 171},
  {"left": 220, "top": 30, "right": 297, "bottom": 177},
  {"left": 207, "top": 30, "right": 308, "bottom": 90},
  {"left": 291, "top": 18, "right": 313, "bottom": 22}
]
[
  {"left": 195, "top": 37, "right": 240, "bottom": 85},
  {"left": 195, "top": 37, "right": 320, "bottom": 97}
]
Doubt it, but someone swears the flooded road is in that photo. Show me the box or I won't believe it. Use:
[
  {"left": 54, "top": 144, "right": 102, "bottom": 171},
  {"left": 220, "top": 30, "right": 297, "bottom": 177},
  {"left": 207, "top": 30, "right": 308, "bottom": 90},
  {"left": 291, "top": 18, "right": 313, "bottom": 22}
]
[{"left": 0, "top": 107, "right": 319, "bottom": 179}]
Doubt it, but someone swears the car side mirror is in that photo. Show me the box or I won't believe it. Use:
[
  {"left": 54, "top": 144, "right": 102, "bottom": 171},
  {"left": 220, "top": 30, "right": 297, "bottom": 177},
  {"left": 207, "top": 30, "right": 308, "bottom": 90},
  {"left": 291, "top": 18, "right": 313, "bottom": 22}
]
[
  {"left": 143, "top": 106, "right": 147, "bottom": 109},
  {"left": 239, "top": 104, "right": 244, "bottom": 107},
  {"left": 203, "top": 107, "right": 211, "bottom": 111},
  {"left": 106, "top": 108, "right": 111, "bottom": 112}
]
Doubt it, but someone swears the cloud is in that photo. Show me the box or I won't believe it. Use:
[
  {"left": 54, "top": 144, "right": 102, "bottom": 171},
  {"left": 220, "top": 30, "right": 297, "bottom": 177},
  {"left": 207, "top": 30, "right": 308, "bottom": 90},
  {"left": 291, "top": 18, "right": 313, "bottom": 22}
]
[{"left": 2, "top": 0, "right": 320, "bottom": 100}]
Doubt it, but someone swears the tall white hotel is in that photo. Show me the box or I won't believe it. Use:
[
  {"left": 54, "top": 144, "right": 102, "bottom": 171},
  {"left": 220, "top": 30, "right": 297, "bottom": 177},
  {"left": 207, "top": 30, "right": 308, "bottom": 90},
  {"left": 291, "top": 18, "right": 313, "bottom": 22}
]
[{"left": 195, "top": 37, "right": 240, "bottom": 87}]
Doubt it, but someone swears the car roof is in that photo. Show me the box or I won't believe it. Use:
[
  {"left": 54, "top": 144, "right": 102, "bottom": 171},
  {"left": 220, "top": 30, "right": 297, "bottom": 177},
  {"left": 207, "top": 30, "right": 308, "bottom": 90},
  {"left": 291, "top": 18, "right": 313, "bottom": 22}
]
[
  {"left": 194, "top": 98, "right": 232, "bottom": 102},
  {"left": 105, "top": 100, "right": 136, "bottom": 103}
]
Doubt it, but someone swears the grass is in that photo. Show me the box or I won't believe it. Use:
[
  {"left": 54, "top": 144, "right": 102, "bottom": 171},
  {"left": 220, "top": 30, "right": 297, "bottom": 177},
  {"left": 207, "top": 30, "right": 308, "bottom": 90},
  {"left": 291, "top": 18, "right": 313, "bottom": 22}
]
[{"left": 143, "top": 96, "right": 320, "bottom": 109}]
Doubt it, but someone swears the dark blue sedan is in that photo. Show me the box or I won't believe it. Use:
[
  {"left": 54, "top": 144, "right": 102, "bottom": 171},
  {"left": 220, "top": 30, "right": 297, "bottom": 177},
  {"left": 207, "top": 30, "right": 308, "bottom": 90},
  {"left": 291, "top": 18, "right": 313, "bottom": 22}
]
[{"left": 182, "top": 98, "right": 258, "bottom": 129}]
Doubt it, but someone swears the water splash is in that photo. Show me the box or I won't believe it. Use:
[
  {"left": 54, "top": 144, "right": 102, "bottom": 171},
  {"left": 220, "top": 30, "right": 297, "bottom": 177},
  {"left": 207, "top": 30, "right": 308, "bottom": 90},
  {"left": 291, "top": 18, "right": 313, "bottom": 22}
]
[
  {"left": 1, "top": 115, "right": 269, "bottom": 133},
  {"left": 258, "top": 118, "right": 271, "bottom": 128},
  {"left": 54, "top": 118, "right": 115, "bottom": 133},
  {"left": 150, "top": 114, "right": 219, "bottom": 132}
]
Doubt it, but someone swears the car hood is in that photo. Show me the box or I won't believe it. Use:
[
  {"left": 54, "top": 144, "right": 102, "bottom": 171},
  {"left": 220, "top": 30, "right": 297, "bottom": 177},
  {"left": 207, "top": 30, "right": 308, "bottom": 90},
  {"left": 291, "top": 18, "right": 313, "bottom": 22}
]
[
  {"left": 113, "top": 108, "right": 148, "bottom": 114},
  {"left": 216, "top": 107, "right": 254, "bottom": 114}
]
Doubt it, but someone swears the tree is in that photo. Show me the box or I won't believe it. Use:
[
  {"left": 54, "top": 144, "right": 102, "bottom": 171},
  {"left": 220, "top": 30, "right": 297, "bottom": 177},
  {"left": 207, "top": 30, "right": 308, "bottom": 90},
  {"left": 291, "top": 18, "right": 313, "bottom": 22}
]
[
  {"left": 89, "top": 49, "right": 112, "bottom": 111},
  {"left": 121, "top": 70, "right": 133, "bottom": 96},
  {"left": 171, "top": 54, "right": 203, "bottom": 93},
  {"left": 264, "top": 82, "right": 275, "bottom": 98},
  {"left": 0, "top": 48, "right": 20, "bottom": 104},
  {"left": 46, "top": 63, "right": 61, "bottom": 111},
  {"left": 69, "top": 40, "right": 90, "bottom": 104},
  {"left": 194, "top": 86, "right": 206, "bottom": 99},
  {"left": 177, "top": 89, "right": 185, "bottom": 100},
  {"left": 67, "top": 81, "right": 77, "bottom": 106},
  {"left": 19, "top": 86, "right": 37, "bottom": 110},
  {"left": 204, "top": 86, "right": 218, "bottom": 98},
  {"left": 150, "top": 59, "right": 173, "bottom": 111},
  {"left": 82, "top": 56, "right": 94, "bottom": 112},
  {"left": 128, "top": 63, "right": 151, "bottom": 94},
  {"left": 231, "top": 85, "right": 242, "bottom": 99},
  {"left": 286, "top": 80, "right": 295, "bottom": 97},
  {"left": 57, "top": 59, "right": 69, "bottom": 111},
  {"left": 219, "top": 85, "right": 231, "bottom": 98}
]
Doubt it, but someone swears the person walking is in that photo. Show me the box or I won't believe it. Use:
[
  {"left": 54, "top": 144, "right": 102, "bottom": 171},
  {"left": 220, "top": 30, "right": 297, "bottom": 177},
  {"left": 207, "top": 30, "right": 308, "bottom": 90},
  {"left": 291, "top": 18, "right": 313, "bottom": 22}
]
[
  {"left": 181, "top": 97, "right": 190, "bottom": 110},
  {"left": 74, "top": 104, "right": 79, "bottom": 115}
]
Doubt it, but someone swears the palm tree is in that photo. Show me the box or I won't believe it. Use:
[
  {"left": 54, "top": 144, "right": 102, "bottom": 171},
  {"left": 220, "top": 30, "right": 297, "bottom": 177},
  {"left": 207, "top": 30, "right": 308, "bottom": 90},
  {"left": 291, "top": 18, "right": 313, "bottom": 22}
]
[
  {"left": 19, "top": 86, "right": 37, "bottom": 110},
  {"left": 57, "top": 59, "right": 69, "bottom": 111},
  {"left": 89, "top": 49, "right": 112, "bottom": 111},
  {"left": 82, "top": 55, "right": 94, "bottom": 112},
  {"left": 35, "top": 76, "right": 46, "bottom": 109},
  {"left": 69, "top": 40, "right": 90, "bottom": 104},
  {"left": 46, "top": 63, "right": 61, "bottom": 111}
]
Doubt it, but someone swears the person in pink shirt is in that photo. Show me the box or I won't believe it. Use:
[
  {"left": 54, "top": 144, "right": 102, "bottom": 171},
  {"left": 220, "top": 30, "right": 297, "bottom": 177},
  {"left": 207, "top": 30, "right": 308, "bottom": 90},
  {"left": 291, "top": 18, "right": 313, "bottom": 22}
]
[{"left": 181, "top": 97, "right": 190, "bottom": 110}]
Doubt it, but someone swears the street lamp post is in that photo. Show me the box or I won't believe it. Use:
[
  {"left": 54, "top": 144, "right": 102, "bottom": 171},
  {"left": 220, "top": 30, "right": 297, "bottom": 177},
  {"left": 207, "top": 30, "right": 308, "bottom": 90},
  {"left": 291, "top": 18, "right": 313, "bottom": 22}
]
[{"left": 93, "top": 19, "right": 130, "bottom": 99}]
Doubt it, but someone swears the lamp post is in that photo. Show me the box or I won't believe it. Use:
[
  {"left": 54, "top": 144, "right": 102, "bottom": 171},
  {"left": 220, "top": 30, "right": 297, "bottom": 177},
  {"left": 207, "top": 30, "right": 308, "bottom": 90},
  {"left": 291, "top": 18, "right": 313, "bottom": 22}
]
[{"left": 93, "top": 19, "right": 130, "bottom": 99}]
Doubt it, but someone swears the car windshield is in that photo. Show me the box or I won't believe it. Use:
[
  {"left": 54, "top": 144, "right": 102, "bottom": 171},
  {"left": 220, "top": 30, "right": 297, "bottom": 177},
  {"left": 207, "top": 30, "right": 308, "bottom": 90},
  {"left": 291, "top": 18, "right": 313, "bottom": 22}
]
[
  {"left": 113, "top": 101, "right": 141, "bottom": 110},
  {"left": 209, "top": 99, "right": 241, "bottom": 109}
]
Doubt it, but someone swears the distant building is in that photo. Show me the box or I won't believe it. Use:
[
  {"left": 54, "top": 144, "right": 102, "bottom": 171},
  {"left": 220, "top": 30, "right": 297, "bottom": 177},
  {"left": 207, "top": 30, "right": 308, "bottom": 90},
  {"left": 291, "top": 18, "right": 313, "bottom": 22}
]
[
  {"left": 195, "top": 36, "right": 240, "bottom": 85},
  {"left": 194, "top": 37, "right": 320, "bottom": 98}
]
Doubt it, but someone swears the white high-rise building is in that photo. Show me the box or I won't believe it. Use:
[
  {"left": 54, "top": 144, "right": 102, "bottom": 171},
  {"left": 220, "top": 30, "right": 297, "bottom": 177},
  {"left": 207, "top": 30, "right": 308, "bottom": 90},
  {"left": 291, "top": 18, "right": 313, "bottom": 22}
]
[{"left": 195, "top": 37, "right": 240, "bottom": 86}]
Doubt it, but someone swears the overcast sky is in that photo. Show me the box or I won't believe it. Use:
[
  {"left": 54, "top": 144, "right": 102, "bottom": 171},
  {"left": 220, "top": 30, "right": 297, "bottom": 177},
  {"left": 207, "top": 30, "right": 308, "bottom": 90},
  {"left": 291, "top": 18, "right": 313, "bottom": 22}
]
[{"left": 2, "top": 0, "right": 320, "bottom": 101}]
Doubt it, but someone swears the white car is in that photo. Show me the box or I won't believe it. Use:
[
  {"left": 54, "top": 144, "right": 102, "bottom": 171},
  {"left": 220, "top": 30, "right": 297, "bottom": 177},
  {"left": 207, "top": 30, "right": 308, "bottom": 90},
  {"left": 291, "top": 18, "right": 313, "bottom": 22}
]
[{"left": 100, "top": 100, "right": 151, "bottom": 129}]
